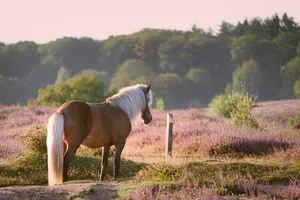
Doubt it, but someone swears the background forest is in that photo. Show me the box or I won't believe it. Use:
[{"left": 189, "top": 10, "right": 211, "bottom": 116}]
[{"left": 1, "top": 13, "right": 300, "bottom": 109}]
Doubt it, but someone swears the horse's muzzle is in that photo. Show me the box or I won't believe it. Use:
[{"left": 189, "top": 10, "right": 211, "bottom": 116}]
[{"left": 144, "top": 116, "right": 152, "bottom": 124}]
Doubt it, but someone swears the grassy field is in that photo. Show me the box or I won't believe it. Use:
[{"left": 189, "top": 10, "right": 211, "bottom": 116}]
[{"left": 0, "top": 99, "right": 299, "bottom": 199}]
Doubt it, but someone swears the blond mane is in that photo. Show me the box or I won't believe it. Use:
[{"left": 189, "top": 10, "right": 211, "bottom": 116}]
[{"left": 106, "top": 84, "right": 153, "bottom": 122}]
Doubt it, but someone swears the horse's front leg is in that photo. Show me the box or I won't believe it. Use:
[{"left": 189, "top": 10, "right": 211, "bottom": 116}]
[
  {"left": 100, "top": 145, "right": 110, "bottom": 181},
  {"left": 114, "top": 142, "right": 125, "bottom": 180}
]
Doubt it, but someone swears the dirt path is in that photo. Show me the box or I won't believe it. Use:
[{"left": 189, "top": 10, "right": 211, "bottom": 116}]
[{"left": 0, "top": 182, "right": 119, "bottom": 200}]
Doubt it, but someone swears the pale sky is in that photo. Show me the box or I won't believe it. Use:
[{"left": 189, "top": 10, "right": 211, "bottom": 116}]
[{"left": 1, "top": 0, "right": 300, "bottom": 44}]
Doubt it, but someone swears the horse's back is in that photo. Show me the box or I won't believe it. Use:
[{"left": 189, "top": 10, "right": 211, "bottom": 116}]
[{"left": 82, "top": 103, "right": 132, "bottom": 148}]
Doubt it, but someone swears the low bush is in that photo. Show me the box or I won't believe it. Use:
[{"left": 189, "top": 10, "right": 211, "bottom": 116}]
[
  {"left": 209, "top": 92, "right": 242, "bottom": 118},
  {"left": 209, "top": 92, "right": 258, "bottom": 128},
  {"left": 287, "top": 113, "right": 300, "bottom": 134},
  {"left": 21, "top": 124, "right": 47, "bottom": 155},
  {"left": 230, "top": 93, "right": 258, "bottom": 128},
  {"left": 156, "top": 97, "right": 165, "bottom": 112},
  {"left": 209, "top": 139, "right": 291, "bottom": 157}
]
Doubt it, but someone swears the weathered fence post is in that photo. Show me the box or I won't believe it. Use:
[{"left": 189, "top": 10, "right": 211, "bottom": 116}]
[{"left": 165, "top": 113, "right": 174, "bottom": 159}]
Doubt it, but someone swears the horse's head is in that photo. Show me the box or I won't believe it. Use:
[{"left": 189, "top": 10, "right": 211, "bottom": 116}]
[{"left": 141, "top": 85, "right": 152, "bottom": 124}]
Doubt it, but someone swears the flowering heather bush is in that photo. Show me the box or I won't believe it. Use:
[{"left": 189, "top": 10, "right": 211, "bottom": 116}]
[
  {"left": 124, "top": 184, "right": 225, "bottom": 200},
  {"left": 281, "top": 179, "right": 300, "bottom": 199},
  {"left": 129, "top": 161, "right": 300, "bottom": 199},
  {"left": 125, "top": 174, "right": 300, "bottom": 199},
  {"left": 252, "top": 99, "right": 300, "bottom": 125},
  {"left": 0, "top": 105, "right": 55, "bottom": 160},
  {"left": 134, "top": 161, "right": 299, "bottom": 187},
  {"left": 125, "top": 108, "right": 300, "bottom": 159},
  {"left": 267, "top": 143, "right": 300, "bottom": 163},
  {"left": 1, "top": 99, "right": 300, "bottom": 161}
]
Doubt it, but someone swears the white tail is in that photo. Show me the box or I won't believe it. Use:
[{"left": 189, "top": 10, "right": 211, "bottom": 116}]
[{"left": 47, "top": 114, "right": 64, "bottom": 186}]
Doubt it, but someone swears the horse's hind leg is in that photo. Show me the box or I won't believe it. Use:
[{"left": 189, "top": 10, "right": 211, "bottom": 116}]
[
  {"left": 114, "top": 142, "right": 126, "bottom": 180},
  {"left": 63, "top": 131, "right": 87, "bottom": 182},
  {"left": 100, "top": 145, "right": 110, "bottom": 181},
  {"left": 63, "top": 146, "right": 79, "bottom": 182}
]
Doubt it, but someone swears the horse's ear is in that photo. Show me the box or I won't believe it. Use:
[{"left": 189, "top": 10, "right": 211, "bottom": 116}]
[{"left": 145, "top": 84, "right": 151, "bottom": 93}]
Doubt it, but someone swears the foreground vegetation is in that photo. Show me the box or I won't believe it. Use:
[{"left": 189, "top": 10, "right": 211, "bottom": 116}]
[
  {"left": 1, "top": 153, "right": 299, "bottom": 199},
  {"left": 0, "top": 99, "right": 299, "bottom": 199}
]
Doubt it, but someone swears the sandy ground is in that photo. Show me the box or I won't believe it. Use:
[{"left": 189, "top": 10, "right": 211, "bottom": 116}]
[{"left": 0, "top": 182, "right": 119, "bottom": 200}]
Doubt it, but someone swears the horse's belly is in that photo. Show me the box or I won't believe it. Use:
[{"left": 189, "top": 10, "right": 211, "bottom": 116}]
[
  {"left": 82, "top": 136, "right": 101, "bottom": 148},
  {"left": 82, "top": 130, "right": 107, "bottom": 148}
]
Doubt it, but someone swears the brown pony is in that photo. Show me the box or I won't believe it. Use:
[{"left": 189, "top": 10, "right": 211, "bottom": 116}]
[{"left": 47, "top": 84, "right": 153, "bottom": 186}]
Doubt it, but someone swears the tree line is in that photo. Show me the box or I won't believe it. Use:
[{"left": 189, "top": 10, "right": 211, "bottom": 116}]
[{"left": 0, "top": 13, "right": 299, "bottom": 108}]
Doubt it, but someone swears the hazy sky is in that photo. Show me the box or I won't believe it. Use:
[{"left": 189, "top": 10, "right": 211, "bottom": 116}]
[{"left": 1, "top": 0, "right": 300, "bottom": 44}]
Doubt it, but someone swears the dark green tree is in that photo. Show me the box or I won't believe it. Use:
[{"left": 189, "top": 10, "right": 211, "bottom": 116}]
[
  {"left": 231, "top": 34, "right": 259, "bottom": 63},
  {"left": 282, "top": 13, "right": 297, "bottom": 33},
  {"left": 99, "top": 35, "right": 137, "bottom": 75},
  {"left": 232, "top": 59, "right": 262, "bottom": 95},
  {"left": 152, "top": 73, "right": 186, "bottom": 109},
  {"left": 280, "top": 56, "right": 300, "bottom": 98},
  {"left": 265, "top": 13, "right": 281, "bottom": 38},
  {"left": 0, "top": 41, "right": 40, "bottom": 77},
  {"left": 109, "top": 59, "right": 155, "bottom": 92},
  {"left": 158, "top": 35, "right": 188, "bottom": 75},
  {"left": 273, "top": 32, "right": 300, "bottom": 64},
  {"left": 134, "top": 30, "right": 167, "bottom": 71},
  {"left": 55, "top": 67, "right": 71, "bottom": 84},
  {"left": 77, "top": 69, "right": 109, "bottom": 87},
  {"left": 42, "top": 37, "right": 100, "bottom": 73}
]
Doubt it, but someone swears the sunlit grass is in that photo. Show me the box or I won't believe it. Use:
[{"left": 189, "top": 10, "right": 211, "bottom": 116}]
[{"left": 0, "top": 153, "right": 144, "bottom": 187}]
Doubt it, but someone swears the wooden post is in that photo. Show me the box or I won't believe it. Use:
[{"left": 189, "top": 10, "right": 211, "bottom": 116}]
[{"left": 165, "top": 113, "right": 174, "bottom": 159}]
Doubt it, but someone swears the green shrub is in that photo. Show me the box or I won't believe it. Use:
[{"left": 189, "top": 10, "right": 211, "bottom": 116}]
[
  {"left": 294, "top": 79, "right": 300, "bottom": 97},
  {"left": 26, "top": 98, "right": 39, "bottom": 107},
  {"left": 209, "top": 92, "right": 258, "bottom": 128},
  {"left": 230, "top": 93, "right": 259, "bottom": 128},
  {"left": 21, "top": 124, "right": 47, "bottom": 155},
  {"left": 287, "top": 113, "right": 300, "bottom": 135},
  {"left": 135, "top": 163, "right": 179, "bottom": 182},
  {"left": 209, "top": 92, "right": 242, "bottom": 118},
  {"left": 156, "top": 97, "right": 165, "bottom": 112},
  {"left": 37, "top": 74, "right": 106, "bottom": 106}
]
